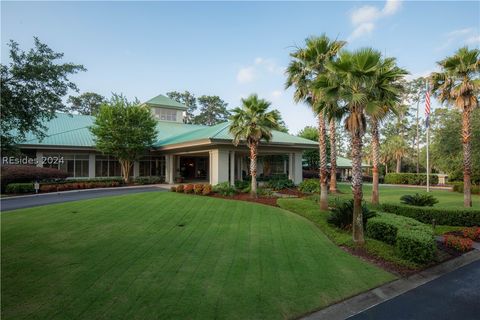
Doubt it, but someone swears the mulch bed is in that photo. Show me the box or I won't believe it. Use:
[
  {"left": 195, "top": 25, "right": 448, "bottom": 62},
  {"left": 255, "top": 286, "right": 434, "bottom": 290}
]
[{"left": 210, "top": 193, "right": 279, "bottom": 207}]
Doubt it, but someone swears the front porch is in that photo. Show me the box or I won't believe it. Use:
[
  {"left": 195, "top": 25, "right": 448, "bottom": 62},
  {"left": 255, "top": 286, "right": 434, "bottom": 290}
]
[{"left": 162, "top": 148, "right": 304, "bottom": 186}]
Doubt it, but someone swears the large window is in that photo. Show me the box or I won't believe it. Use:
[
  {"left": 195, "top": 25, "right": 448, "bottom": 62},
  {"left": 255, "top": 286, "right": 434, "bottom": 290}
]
[
  {"left": 154, "top": 108, "right": 177, "bottom": 121},
  {"left": 44, "top": 153, "right": 89, "bottom": 178},
  {"left": 95, "top": 155, "right": 122, "bottom": 177},
  {"left": 139, "top": 156, "right": 165, "bottom": 177}
]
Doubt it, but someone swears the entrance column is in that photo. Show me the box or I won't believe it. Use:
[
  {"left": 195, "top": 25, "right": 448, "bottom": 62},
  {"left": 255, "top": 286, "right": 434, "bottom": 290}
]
[
  {"left": 229, "top": 151, "right": 235, "bottom": 186},
  {"left": 165, "top": 155, "right": 175, "bottom": 184},
  {"left": 288, "top": 153, "right": 294, "bottom": 180}
]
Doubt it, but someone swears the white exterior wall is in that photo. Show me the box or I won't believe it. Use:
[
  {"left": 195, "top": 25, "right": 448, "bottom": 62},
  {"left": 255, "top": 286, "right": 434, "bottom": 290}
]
[
  {"left": 209, "top": 149, "right": 229, "bottom": 185},
  {"left": 293, "top": 152, "right": 303, "bottom": 185}
]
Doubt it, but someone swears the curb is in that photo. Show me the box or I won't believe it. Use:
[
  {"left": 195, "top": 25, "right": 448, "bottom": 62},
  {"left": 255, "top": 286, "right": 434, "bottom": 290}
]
[
  {"left": 300, "top": 250, "right": 480, "bottom": 320},
  {"left": 1, "top": 184, "right": 170, "bottom": 200}
]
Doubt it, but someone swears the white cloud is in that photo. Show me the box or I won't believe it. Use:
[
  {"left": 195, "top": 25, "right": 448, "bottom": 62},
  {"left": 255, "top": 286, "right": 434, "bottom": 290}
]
[
  {"left": 236, "top": 66, "right": 255, "bottom": 84},
  {"left": 348, "top": 0, "right": 402, "bottom": 40},
  {"left": 436, "top": 27, "right": 480, "bottom": 51},
  {"left": 236, "top": 57, "right": 283, "bottom": 84}
]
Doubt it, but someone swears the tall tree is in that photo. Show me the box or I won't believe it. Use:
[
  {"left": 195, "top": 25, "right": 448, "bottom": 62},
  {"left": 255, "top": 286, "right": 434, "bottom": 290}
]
[
  {"left": 405, "top": 77, "right": 427, "bottom": 173},
  {"left": 68, "top": 92, "right": 105, "bottom": 115},
  {"left": 368, "top": 57, "right": 408, "bottom": 204},
  {"left": 90, "top": 94, "right": 157, "bottom": 183},
  {"left": 430, "top": 47, "right": 480, "bottom": 207},
  {"left": 195, "top": 95, "right": 230, "bottom": 126},
  {"left": 285, "top": 34, "right": 346, "bottom": 210},
  {"left": 166, "top": 91, "right": 197, "bottom": 123},
  {"left": 0, "top": 37, "right": 86, "bottom": 152},
  {"left": 316, "top": 48, "right": 406, "bottom": 244},
  {"left": 229, "top": 94, "right": 281, "bottom": 197}
]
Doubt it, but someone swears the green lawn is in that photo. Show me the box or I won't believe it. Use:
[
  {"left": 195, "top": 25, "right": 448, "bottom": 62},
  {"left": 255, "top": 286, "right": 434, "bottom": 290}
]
[
  {"left": 331, "top": 183, "right": 479, "bottom": 209},
  {"left": 1, "top": 192, "right": 394, "bottom": 320}
]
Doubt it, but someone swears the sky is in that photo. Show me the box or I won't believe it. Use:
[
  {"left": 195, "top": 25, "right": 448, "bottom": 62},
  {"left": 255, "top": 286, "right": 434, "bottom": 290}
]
[{"left": 1, "top": 0, "right": 479, "bottom": 134}]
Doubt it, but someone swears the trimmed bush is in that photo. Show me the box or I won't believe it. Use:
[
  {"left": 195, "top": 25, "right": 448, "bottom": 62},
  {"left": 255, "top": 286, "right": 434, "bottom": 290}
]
[
  {"left": 194, "top": 184, "right": 204, "bottom": 194},
  {"left": 1, "top": 165, "right": 69, "bottom": 192},
  {"left": 37, "top": 178, "right": 123, "bottom": 193},
  {"left": 443, "top": 235, "right": 473, "bottom": 252},
  {"left": 367, "top": 213, "right": 436, "bottom": 263},
  {"left": 451, "top": 182, "right": 480, "bottom": 195},
  {"left": 213, "top": 182, "right": 235, "bottom": 196},
  {"left": 400, "top": 193, "right": 438, "bottom": 207},
  {"left": 257, "top": 187, "right": 274, "bottom": 197},
  {"left": 202, "top": 184, "right": 212, "bottom": 195},
  {"left": 384, "top": 173, "right": 438, "bottom": 186},
  {"left": 184, "top": 184, "right": 194, "bottom": 194},
  {"left": 298, "top": 179, "right": 319, "bottom": 193},
  {"left": 170, "top": 186, "right": 177, "bottom": 192},
  {"left": 234, "top": 180, "right": 250, "bottom": 193},
  {"left": 327, "top": 199, "right": 376, "bottom": 230},
  {"left": 176, "top": 184, "right": 184, "bottom": 193},
  {"left": 133, "top": 176, "right": 164, "bottom": 185},
  {"left": 381, "top": 203, "right": 480, "bottom": 227},
  {"left": 5, "top": 182, "right": 35, "bottom": 194},
  {"left": 462, "top": 227, "right": 480, "bottom": 240},
  {"left": 266, "top": 177, "right": 294, "bottom": 190}
]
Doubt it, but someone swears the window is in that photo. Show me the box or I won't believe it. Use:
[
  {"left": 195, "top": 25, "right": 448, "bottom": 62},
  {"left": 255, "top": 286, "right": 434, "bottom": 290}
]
[
  {"left": 154, "top": 108, "right": 177, "bottom": 121},
  {"left": 44, "top": 153, "right": 89, "bottom": 178},
  {"left": 139, "top": 156, "right": 165, "bottom": 177},
  {"left": 95, "top": 155, "right": 122, "bottom": 177}
]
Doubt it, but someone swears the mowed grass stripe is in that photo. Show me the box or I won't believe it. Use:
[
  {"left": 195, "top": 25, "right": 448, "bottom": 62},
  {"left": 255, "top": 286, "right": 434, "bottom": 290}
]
[{"left": 2, "top": 193, "right": 394, "bottom": 320}]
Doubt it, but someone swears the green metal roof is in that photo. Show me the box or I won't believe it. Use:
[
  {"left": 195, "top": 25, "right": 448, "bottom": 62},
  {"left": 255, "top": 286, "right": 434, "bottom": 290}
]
[
  {"left": 143, "top": 94, "right": 187, "bottom": 110},
  {"left": 155, "top": 121, "right": 318, "bottom": 147},
  {"left": 19, "top": 113, "right": 317, "bottom": 149},
  {"left": 332, "top": 156, "right": 370, "bottom": 168}
]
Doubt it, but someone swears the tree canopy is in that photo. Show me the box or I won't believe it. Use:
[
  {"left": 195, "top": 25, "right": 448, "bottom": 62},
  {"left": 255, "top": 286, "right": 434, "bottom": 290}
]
[
  {"left": 0, "top": 37, "right": 86, "bottom": 152},
  {"left": 194, "top": 95, "right": 230, "bottom": 126},
  {"left": 68, "top": 92, "right": 106, "bottom": 115},
  {"left": 166, "top": 91, "right": 197, "bottom": 123}
]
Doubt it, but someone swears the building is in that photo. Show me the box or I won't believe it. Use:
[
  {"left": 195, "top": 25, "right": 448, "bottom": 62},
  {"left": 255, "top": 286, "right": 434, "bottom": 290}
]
[{"left": 17, "top": 94, "right": 318, "bottom": 185}]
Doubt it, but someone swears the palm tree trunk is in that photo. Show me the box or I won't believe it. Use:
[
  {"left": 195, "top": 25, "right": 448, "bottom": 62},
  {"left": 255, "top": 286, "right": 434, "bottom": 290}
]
[
  {"left": 351, "top": 130, "right": 365, "bottom": 245},
  {"left": 396, "top": 156, "right": 401, "bottom": 173},
  {"left": 371, "top": 119, "right": 380, "bottom": 204},
  {"left": 329, "top": 119, "right": 338, "bottom": 193},
  {"left": 462, "top": 108, "right": 472, "bottom": 207},
  {"left": 318, "top": 113, "right": 328, "bottom": 210},
  {"left": 250, "top": 142, "right": 258, "bottom": 198}
]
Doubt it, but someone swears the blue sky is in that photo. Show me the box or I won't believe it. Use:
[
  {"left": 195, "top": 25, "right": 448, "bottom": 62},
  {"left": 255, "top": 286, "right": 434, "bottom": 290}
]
[{"left": 2, "top": 1, "right": 479, "bottom": 133}]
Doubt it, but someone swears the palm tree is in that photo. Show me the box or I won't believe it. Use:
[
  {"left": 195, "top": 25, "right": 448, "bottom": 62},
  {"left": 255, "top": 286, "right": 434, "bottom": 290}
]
[
  {"left": 229, "top": 94, "right": 281, "bottom": 198},
  {"left": 389, "top": 136, "right": 409, "bottom": 173},
  {"left": 430, "top": 47, "right": 480, "bottom": 207},
  {"left": 316, "top": 48, "right": 406, "bottom": 244},
  {"left": 329, "top": 119, "right": 338, "bottom": 193},
  {"left": 368, "top": 58, "right": 408, "bottom": 204},
  {"left": 286, "top": 34, "right": 346, "bottom": 210}
]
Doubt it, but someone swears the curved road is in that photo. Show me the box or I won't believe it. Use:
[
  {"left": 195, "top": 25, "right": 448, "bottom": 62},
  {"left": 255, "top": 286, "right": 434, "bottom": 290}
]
[{"left": 1, "top": 185, "right": 167, "bottom": 212}]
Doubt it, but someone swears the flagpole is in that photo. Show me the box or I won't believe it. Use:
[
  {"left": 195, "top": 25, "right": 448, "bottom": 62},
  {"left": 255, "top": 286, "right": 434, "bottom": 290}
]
[{"left": 426, "top": 81, "right": 430, "bottom": 193}]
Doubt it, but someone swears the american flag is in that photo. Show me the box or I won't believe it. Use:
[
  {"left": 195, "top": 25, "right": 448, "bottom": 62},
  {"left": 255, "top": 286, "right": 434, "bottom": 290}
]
[{"left": 425, "top": 84, "right": 431, "bottom": 128}]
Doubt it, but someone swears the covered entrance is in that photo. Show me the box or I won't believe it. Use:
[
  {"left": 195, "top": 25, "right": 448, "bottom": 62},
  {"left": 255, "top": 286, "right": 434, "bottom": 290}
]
[{"left": 179, "top": 156, "right": 209, "bottom": 181}]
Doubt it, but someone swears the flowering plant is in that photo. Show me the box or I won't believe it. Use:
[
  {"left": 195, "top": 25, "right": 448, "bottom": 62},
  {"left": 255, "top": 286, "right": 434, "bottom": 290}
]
[
  {"left": 443, "top": 235, "right": 473, "bottom": 252},
  {"left": 462, "top": 227, "right": 480, "bottom": 241}
]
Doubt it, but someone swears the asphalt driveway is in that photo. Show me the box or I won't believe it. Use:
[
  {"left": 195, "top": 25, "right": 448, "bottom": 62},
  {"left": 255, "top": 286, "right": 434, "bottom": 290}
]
[
  {"left": 1, "top": 185, "right": 168, "bottom": 211},
  {"left": 349, "top": 259, "right": 480, "bottom": 320}
]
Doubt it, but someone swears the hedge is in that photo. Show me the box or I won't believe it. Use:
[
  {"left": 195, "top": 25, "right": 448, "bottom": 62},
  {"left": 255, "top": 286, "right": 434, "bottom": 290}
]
[
  {"left": 367, "top": 213, "right": 436, "bottom": 263},
  {"left": 133, "top": 176, "right": 164, "bottom": 185},
  {"left": 381, "top": 203, "right": 480, "bottom": 227},
  {"left": 1, "top": 165, "right": 69, "bottom": 191},
  {"left": 384, "top": 173, "right": 438, "bottom": 185},
  {"left": 5, "top": 183, "right": 35, "bottom": 194},
  {"left": 450, "top": 181, "right": 480, "bottom": 195}
]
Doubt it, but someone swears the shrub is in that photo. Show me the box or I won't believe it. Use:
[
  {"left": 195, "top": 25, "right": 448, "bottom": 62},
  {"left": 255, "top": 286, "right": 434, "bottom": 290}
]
[
  {"left": 443, "top": 235, "right": 473, "bottom": 252},
  {"left": 202, "top": 184, "right": 212, "bottom": 195},
  {"left": 396, "top": 229, "right": 436, "bottom": 263},
  {"left": 213, "top": 182, "right": 235, "bottom": 196},
  {"left": 327, "top": 199, "right": 376, "bottom": 230},
  {"left": 5, "top": 182, "right": 35, "bottom": 194},
  {"left": 384, "top": 173, "right": 438, "bottom": 185},
  {"left": 400, "top": 193, "right": 439, "bottom": 207},
  {"left": 184, "top": 184, "right": 194, "bottom": 194},
  {"left": 194, "top": 184, "right": 204, "bottom": 194},
  {"left": 234, "top": 180, "right": 250, "bottom": 193},
  {"left": 451, "top": 182, "right": 480, "bottom": 195},
  {"left": 266, "top": 177, "right": 294, "bottom": 190},
  {"left": 367, "top": 213, "right": 436, "bottom": 264},
  {"left": 133, "top": 176, "right": 164, "bottom": 185},
  {"left": 462, "top": 227, "right": 480, "bottom": 240},
  {"left": 302, "top": 169, "right": 318, "bottom": 179},
  {"left": 176, "top": 184, "right": 184, "bottom": 193},
  {"left": 257, "top": 187, "right": 274, "bottom": 197},
  {"left": 298, "top": 179, "right": 319, "bottom": 193},
  {"left": 1, "top": 165, "right": 69, "bottom": 192},
  {"left": 170, "top": 186, "right": 177, "bottom": 192},
  {"left": 381, "top": 203, "right": 480, "bottom": 227}
]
